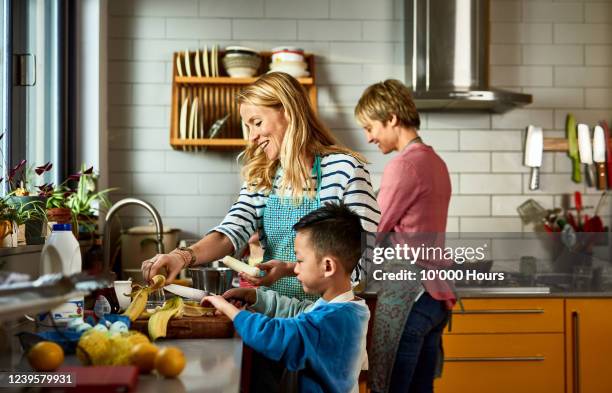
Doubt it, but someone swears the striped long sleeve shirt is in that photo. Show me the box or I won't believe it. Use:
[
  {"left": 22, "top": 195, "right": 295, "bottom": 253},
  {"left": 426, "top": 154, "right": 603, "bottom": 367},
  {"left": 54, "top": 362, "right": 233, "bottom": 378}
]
[{"left": 211, "top": 153, "right": 381, "bottom": 254}]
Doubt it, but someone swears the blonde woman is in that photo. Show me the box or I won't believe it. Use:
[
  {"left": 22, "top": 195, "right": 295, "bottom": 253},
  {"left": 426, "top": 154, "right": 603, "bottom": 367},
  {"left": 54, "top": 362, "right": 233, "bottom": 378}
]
[{"left": 143, "top": 72, "right": 380, "bottom": 302}]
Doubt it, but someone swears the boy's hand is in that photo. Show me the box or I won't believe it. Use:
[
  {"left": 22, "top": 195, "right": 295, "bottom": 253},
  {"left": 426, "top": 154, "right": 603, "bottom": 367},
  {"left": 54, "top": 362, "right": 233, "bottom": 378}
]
[
  {"left": 222, "top": 288, "right": 257, "bottom": 306},
  {"left": 201, "top": 295, "right": 240, "bottom": 320},
  {"left": 239, "top": 259, "right": 294, "bottom": 286}
]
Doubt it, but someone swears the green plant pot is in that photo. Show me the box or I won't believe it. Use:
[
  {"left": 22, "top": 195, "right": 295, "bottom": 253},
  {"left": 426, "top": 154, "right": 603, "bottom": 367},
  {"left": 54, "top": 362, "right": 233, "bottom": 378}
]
[{"left": 8, "top": 195, "right": 46, "bottom": 245}]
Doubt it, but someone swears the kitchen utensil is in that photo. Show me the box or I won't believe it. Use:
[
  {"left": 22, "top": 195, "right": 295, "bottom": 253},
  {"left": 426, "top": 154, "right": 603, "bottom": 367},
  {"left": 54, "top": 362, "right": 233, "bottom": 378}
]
[
  {"left": 194, "top": 49, "right": 202, "bottom": 77},
  {"left": 594, "top": 191, "right": 607, "bottom": 216},
  {"left": 577, "top": 123, "right": 595, "bottom": 187},
  {"left": 602, "top": 120, "right": 612, "bottom": 189},
  {"left": 567, "top": 114, "right": 581, "bottom": 183},
  {"left": 517, "top": 199, "right": 547, "bottom": 224},
  {"left": 164, "top": 283, "right": 208, "bottom": 301},
  {"left": 189, "top": 267, "right": 235, "bottom": 295},
  {"left": 184, "top": 49, "right": 191, "bottom": 77},
  {"left": 561, "top": 224, "right": 577, "bottom": 248},
  {"left": 203, "top": 45, "right": 210, "bottom": 77},
  {"left": 593, "top": 124, "right": 607, "bottom": 189},
  {"left": 524, "top": 125, "right": 543, "bottom": 190},
  {"left": 574, "top": 191, "right": 583, "bottom": 229}
]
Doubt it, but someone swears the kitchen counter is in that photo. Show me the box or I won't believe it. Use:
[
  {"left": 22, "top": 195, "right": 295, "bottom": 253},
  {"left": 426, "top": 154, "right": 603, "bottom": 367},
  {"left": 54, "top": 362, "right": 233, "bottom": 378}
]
[
  {"left": 1, "top": 337, "right": 243, "bottom": 393},
  {"left": 359, "top": 288, "right": 612, "bottom": 299}
]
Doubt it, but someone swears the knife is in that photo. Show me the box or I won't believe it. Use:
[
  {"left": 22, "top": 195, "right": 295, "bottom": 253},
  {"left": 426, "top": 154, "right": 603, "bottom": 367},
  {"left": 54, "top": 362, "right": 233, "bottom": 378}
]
[
  {"left": 524, "top": 125, "right": 543, "bottom": 190},
  {"left": 602, "top": 121, "right": 612, "bottom": 189},
  {"left": 164, "top": 284, "right": 208, "bottom": 302},
  {"left": 577, "top": 123, "right": 595, "bottom": 187},
  {"left": 567, "top": 114, "right": 581, "bottom": 183},
  {"left": 593, "top": 125, "right": 607, "bottom": 190}
]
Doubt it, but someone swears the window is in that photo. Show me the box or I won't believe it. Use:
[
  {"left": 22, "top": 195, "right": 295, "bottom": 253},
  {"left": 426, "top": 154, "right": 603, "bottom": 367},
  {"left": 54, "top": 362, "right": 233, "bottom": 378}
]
[{"left": 1, "top": 0, "right": 77, "bottom": 195}]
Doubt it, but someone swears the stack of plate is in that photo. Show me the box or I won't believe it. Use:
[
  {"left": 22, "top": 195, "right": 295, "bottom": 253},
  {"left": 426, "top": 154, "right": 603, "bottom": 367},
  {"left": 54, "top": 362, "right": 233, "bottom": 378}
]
[
  {"left": 268, "top": 46, "right": 309, "bottom": 78},
  {"left": 222, "top": 46, "right": 261, "bottom": 78}
]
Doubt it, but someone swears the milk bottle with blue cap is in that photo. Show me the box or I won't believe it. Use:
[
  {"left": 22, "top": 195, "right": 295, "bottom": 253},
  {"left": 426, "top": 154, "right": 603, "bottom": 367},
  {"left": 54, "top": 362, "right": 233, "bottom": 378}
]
[{"left": 40, "top": 223, "right": 84, "bottom": 321}]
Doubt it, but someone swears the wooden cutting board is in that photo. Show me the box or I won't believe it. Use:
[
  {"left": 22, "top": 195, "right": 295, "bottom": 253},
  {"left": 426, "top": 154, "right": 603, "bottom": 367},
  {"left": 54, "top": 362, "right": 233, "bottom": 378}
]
[{"left": 131, "top": 315, "right": 234, "bottom": 339}]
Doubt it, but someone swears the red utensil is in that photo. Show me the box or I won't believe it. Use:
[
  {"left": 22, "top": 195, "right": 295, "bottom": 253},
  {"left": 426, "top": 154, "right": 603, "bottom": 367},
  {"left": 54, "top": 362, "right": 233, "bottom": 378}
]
[
  {"left": 601, "top": 121, "right": 612, "bottom": 189},
  {"left": 567, "top": 212, "right": 578, "bottom": 231},
  {"left": 574, "top": 191, "right": 583, "bottom": 229}
]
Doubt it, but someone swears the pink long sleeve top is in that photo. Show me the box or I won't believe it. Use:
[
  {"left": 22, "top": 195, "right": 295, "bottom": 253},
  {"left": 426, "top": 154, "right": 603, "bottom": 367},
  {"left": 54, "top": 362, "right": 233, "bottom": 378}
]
[{"left": 377, "top": 143, "right": 456, "bottom": 309}]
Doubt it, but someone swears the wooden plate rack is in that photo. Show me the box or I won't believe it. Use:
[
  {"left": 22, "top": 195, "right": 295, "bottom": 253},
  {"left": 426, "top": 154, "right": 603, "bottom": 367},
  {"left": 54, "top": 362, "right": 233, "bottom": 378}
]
[{"left": 169, "top": 51, "right": 317, "bottom": 151}]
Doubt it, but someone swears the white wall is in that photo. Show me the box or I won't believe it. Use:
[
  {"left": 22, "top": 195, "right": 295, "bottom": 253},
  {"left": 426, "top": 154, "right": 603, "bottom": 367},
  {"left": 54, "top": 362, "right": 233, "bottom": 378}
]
[{"left": 106, "top": 0, "right": 612, "bottom": 239}]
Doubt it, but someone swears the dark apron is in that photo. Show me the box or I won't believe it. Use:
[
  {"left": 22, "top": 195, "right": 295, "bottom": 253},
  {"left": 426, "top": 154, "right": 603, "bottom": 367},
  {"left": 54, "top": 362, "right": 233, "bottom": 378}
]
[{"left": 366, "top": 258, "right": 424, "bottom": 393}]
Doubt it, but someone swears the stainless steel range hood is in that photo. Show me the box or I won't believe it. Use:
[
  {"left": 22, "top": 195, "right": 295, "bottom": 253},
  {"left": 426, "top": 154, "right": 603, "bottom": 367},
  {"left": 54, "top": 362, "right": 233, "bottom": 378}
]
[{"left": 405, "top": 0, "right": 532, "bottom": 113}]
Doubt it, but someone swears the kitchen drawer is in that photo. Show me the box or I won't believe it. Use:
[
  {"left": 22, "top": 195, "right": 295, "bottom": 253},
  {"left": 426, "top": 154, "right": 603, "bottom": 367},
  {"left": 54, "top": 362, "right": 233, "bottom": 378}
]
[
  {"left": 435, "top": 333, "right": 564, "bottom": 393},
  {"left": 447, "top": 298, "right": 564, "bottom": 334}
]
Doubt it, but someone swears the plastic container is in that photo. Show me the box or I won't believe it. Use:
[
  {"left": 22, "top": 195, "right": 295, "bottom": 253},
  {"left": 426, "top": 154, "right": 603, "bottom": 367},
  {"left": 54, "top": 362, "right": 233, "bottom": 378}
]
[{"left": 40, "top": 223, "right": 84, "bottom": 322}]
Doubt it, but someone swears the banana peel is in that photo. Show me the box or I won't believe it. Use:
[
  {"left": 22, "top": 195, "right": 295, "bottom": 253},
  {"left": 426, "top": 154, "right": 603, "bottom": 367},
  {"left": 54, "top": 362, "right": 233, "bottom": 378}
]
[
  {"left": 183, "top": 301, "right": 215, "bottom": 317},
  {"left": 148, "top": 296, "right": 184, "bottom": 341},
  {"left": 122, "top": 275, "right": 166, "bottom": 321}
]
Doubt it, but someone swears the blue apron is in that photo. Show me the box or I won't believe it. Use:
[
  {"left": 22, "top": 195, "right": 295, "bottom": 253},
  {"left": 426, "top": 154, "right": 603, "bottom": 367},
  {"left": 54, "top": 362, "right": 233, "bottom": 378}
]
[{"left": 261, "top": 156, "right": 322, "bottom": 301}]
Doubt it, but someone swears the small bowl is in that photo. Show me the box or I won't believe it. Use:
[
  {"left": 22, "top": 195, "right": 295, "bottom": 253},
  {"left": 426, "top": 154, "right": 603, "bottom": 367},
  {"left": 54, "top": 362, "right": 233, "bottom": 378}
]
[
  {"left": 226, "top": 66, "right": 258, "bottom": 78},
  {"left": 269, "top": 60, "right": 307, "bottom": 70},
  {"left": 225, "top": 46, "right": 259, "bottom": 56},
  {"left": 271, "top": 46, "right": 304, "bottom": 54},
  {"left": 272, "top": 52, "right": 304, "bottom": 63},
  {"left": 223, "top": 54, "right": 261, "bottom": 71}
]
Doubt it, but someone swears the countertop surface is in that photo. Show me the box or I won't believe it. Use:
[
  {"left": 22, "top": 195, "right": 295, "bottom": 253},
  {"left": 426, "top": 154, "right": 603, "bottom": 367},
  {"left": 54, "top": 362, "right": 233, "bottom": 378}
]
[
  {"left": 358, "top": 288, "right": 612, "bottom": 299},
  {"left": 1, "top": 338, "right": 243, "bottom": 393}
]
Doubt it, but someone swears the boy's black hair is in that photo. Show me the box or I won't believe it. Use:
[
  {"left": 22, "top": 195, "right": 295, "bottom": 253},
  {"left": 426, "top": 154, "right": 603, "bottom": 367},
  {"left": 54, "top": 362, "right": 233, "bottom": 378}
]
[{"left": 293, "top": 202, "right": 364, "bottom": 273}]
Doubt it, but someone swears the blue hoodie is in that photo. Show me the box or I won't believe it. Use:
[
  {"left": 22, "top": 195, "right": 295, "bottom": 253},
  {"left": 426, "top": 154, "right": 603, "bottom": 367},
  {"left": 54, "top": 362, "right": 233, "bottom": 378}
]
[{"left": 233, "top": 289, "right": 370, "bottom": 393}]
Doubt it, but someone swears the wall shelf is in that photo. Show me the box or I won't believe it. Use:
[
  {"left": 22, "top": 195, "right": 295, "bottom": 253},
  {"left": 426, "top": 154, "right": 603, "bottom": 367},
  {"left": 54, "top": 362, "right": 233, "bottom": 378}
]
[{"left": 169, "top": 51, "right": 317, "bottom": 151}]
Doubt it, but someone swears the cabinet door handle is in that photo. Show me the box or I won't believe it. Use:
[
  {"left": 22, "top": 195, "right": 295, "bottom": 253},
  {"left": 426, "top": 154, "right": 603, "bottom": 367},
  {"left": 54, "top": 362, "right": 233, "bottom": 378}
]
[
  {"left": 446, "top": 356, "right": 545, "bottom": 362},
  {"left": 453, "top": 309, "right": 544, "bottom": 315},
  {"left": 572, "top": 311, "right": 580, "bottom": 393}
]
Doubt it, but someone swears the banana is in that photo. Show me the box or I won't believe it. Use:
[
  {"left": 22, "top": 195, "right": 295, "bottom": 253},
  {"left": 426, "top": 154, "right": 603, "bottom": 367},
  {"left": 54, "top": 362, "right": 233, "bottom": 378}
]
[{"left": 148, "top": 297, "right": 184, "bottom": 341}]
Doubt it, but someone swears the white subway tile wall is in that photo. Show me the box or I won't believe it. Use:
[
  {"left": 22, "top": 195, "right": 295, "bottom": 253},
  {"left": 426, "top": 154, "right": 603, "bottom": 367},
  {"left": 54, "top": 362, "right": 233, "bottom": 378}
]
[{"left": 108, "top": 0, "right": 612, "bottom": 239}]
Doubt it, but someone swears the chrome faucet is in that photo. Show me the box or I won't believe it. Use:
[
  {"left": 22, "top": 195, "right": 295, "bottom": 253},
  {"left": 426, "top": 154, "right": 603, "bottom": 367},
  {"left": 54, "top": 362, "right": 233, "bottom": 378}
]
[{"left": 103, "top": 197, "right": 164, "bottom": 274}]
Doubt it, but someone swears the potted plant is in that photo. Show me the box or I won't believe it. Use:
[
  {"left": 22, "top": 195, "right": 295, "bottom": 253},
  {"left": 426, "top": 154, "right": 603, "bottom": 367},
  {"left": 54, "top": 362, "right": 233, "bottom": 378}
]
[
  {"left": 2, "top": 161, "right": 52, "bottom": 244},
  {"left": 38, "top": 166, "right": 115, "bottom": 240},
  {"left": 0, "top": 195, "right": 19, "bottom": 247},
  {"left": 66, "top": 166, "right": 116, "bottom": 239}
]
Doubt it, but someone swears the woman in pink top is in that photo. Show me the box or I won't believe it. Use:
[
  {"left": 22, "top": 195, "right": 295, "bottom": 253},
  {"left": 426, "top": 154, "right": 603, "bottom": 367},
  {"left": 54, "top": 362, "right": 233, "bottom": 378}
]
[{"left": 355, "top": 80, "right": 455, "bottom": 393}]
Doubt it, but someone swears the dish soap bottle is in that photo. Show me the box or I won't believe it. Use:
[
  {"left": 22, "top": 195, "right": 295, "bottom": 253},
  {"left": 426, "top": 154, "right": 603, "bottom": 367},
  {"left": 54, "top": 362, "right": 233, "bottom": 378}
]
[{"left": 39, "top": 223, "right": 84, "bottom": 322}]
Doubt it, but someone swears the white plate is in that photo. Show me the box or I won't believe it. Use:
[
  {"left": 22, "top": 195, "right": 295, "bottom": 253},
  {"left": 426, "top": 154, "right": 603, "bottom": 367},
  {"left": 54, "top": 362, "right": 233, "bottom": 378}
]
[
  {"left": 184, "top": 49, "right": 191, "bottom": 77},
  {"left": 203, "top": 45, "right": 209, "bottom": 77},
  {"left": 191, "top": 97, "right": 199, "bottom": 139},
  {"left": 176, "top": 54, "right": 183, "bottom": 77},
  {"left": 194, "top": 49, "right": 202, "bottom": 77},
  {"left": 188, "top": 98, "right": 197, "bottom": 140},
  {"left": 179, "top": 97, "right": 189, "bottom": 139},
  {"left": 212, "top": 45, "right": 218, "bottom": 77}
]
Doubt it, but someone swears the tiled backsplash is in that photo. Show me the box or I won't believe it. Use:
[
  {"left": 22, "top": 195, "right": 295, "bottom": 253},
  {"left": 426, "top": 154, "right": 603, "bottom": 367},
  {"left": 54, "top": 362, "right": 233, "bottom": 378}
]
[{"left": 107, "top": 0, "right": 612, "bottom": 239}]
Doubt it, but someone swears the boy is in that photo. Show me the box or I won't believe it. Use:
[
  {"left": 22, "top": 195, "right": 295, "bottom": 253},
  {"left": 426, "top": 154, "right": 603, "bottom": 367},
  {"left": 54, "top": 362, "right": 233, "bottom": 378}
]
[{"left": 202, "top": 203, "right": 370, "bottom": 393}]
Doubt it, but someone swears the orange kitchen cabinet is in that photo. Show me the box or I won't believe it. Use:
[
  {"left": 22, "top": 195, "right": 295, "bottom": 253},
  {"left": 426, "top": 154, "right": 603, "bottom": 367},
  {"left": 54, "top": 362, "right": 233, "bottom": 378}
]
[
  {"left": 565, "top": 299, "right": 612, "bottom": 393},
  {"left": 435, "top": 333, "right": 564, "bottom": 393},
  {"left": 435, "top": 298, "right": 565, "bottom": 393},
  {"left": 447, "top": 298, "right": 564, "bottom": 333}
]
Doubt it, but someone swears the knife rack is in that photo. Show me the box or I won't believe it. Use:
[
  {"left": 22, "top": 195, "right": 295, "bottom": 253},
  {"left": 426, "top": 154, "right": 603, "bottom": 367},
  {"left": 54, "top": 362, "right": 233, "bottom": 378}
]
[{"left": 543, "top": 138, "right": 612, "bottom": 152}]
